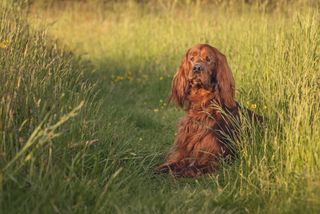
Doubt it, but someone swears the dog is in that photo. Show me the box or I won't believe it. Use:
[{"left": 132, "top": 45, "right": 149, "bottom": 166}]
[{"left": 157, "top": 44, "right": 262, "bottom": 177}]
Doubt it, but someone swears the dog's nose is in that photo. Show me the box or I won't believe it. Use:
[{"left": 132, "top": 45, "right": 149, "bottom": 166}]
[{"left": 192, "top": 64, "right": 203, "bottom": 73}]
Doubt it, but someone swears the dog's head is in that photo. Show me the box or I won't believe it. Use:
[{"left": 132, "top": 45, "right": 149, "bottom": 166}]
[{"left": 169, "top": 44, "right": 236, "bottom": 108}]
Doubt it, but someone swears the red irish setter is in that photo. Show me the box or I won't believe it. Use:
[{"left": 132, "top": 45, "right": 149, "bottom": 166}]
[{"left": 157, "top": 44, "right": 259, "bottom": 177}]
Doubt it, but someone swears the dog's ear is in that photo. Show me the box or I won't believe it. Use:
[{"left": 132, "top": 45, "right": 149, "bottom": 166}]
[
  {"left": 169, "top": 50, "right": 190, "bottom": 107},
  {"left": 215, "top": 49, "right": 236, "bottom": 108}
]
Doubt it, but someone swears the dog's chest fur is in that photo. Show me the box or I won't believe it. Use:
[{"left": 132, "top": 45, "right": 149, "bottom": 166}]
[{"left": 175, "top": 87, "right": 235, "bottom": 158}]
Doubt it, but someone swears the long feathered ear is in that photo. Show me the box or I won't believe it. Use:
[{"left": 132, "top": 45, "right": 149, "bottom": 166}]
[
  {"left": 215, "top": 49, "right": 236, "bottom": 108},
  {"left": 169, "top": 50, "right": 190, "bottom": 107}
]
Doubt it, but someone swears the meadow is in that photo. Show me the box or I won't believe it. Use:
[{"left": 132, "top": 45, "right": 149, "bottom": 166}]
[{"left": 0, "top": 0, "right": 319, "bottom": 213}]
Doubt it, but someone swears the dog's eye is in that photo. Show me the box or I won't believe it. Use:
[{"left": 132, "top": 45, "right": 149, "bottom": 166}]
[{"left": 206, "top": 56, "right": 211, "bottom": 62}]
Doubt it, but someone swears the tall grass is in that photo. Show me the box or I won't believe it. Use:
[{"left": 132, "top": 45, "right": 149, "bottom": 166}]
[
  {"left": 1, "top": 0, "right": 319, "bottom": 213},
  {"left": 0, "top": 2, "right": 103, "bottom": 213}
]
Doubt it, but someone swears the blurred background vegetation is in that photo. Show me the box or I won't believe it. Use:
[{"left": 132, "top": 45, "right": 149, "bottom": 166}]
[{"left": 26, "top": 0, "right": 319, "bottom": 10}]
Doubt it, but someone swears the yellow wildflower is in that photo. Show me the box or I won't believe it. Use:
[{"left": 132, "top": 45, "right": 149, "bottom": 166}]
[
  {"left": 250, "top": 103, "right": 257, "bottom": 110},
  {"left": 153, "top": 108, "right": 159, "bottom": 112},
  {"left": 159, "top": 76, "right": 164, "bottom": 80},
  {"left": 0, "top": 40, "right": 9, "bottom": 49},
  {"left": 115, "top": 76, "right": 125, "bottom": 81}
]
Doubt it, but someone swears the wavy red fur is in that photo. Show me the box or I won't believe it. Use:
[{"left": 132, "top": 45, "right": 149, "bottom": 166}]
[{"left": 157, "top": 44, "right": 239, "bottom": 177}]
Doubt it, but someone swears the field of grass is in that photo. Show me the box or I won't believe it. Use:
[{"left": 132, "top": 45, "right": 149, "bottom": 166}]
[{"left": 1, "top": 0, "right": 319, "bottom": 213}]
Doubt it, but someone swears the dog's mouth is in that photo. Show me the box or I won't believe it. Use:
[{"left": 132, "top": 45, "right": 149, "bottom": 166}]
[
  {"left": 190, "top": 75, "right": 210, "bottom": 88},
  {"left": 190, "top": 79, "right": 210, "bottom": 91}
]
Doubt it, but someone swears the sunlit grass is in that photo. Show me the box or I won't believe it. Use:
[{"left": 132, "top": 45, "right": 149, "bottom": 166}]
[{"left": 1, "top": 1, "right": 319, "bottom": 213}]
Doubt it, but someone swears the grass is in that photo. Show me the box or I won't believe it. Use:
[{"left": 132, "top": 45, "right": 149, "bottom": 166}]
[{"left": 1, "top": 0, "right": 320, "bottom": 213}]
